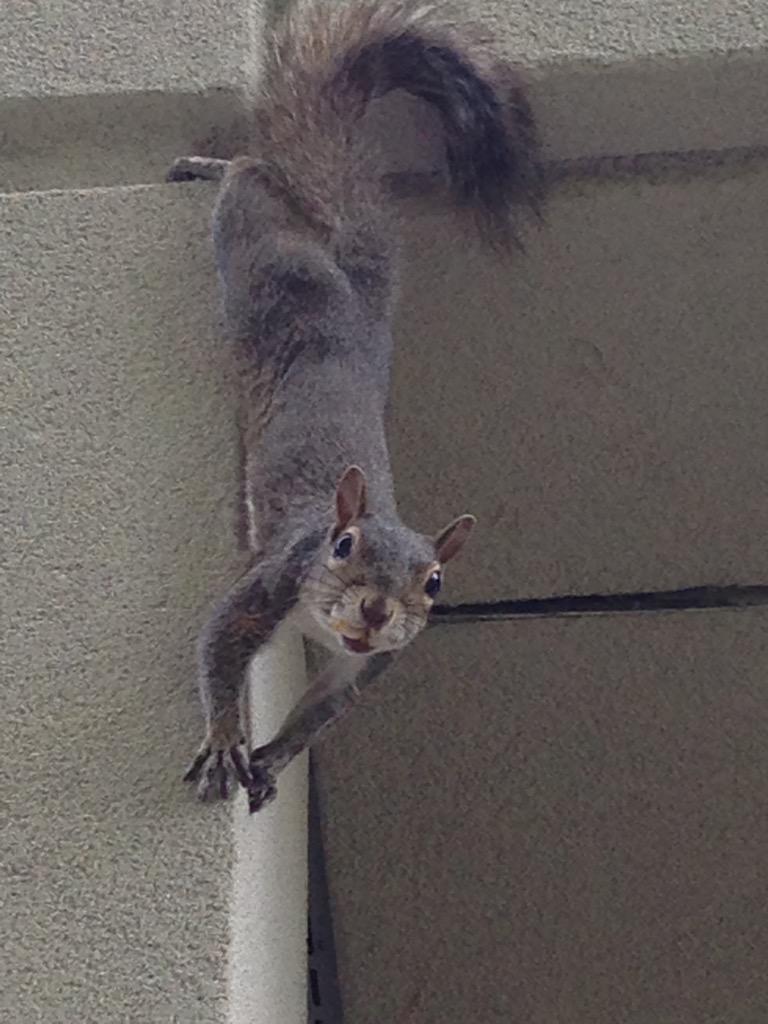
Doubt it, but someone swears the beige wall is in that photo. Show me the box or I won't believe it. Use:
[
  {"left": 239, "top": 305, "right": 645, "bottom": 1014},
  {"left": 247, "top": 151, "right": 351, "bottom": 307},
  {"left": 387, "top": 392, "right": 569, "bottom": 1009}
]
[
  {"left": 315, "top": 4, "right": 768, "bottom": 1023},
  {"left": 0, "top": 0, "right": 308, "bottom": 1016},
  {"left": 391, "top": 166, "right": 768, "bottom": 602},
  {"left": 1, "top": 184, "right": 308, "bottom": 1022},
  {"left": 319, "top": 611, "right": 768, "bottom": 1023},
  {"left": 318, "top": 159, "right": 768, "bottom": 1020},
  {"left": 2, "top": 0, "right": 767, "bottom": 1021}
]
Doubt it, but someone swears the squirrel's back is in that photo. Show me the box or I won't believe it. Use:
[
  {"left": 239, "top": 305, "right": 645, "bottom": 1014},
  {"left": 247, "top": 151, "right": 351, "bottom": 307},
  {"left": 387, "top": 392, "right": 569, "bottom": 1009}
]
[
  {"left": 192, "top": 0, "right": 544, "bottom": 552},
  {"left": 250, "top": 0, "right": 541, "bottom": 248}
]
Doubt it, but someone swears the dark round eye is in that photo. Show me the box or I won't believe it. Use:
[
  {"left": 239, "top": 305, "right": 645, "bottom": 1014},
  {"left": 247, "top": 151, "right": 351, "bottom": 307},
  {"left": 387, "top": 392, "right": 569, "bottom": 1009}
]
[
  {"left": 425, "top": 570, "right": 442, "bottom": 598},
  {"left": 333, "top": 533, "right": 354, "bottom": 559}
]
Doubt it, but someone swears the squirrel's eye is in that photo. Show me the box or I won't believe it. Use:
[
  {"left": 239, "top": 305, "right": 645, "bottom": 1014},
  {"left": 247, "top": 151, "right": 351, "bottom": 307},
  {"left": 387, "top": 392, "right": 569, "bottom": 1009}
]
[
  {"left": 333, "top": 533, "right": 354, "bottom": 559},
  {"left": 425, "top": 571, "right": 442, "bottom": 598}
]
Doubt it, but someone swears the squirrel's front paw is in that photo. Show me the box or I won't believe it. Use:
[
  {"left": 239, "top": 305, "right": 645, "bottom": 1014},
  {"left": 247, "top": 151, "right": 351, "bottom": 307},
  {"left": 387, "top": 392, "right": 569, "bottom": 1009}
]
[
  {"left": 183, "top": 734, "right": 251, "bottom": 803},
  {"left": 247, "top": 760, "right": 278, "bottom": 814}
]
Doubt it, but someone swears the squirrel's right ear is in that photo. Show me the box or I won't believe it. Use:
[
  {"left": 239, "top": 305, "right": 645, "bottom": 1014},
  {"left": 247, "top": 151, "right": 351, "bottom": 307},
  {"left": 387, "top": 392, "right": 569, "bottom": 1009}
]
[{"left": 335, "top": 466, "right": 367, "bottom": 531}]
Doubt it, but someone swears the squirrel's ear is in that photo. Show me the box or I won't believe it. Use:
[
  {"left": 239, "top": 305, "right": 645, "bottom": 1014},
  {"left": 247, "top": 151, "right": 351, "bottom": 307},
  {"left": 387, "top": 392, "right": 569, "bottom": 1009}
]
[
  {"left": 434, "top": 514, "right": 476, "bottom": 563},
  {"left": 335, "top": 465, "right": 367, "bottom": 530}
]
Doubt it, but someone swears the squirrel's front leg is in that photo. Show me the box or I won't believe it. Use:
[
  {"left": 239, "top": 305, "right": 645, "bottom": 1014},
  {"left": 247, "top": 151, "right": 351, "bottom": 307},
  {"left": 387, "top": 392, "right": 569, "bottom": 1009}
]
[
  {"left": 184, "top": 559, "right": 298, "bottom": 804},
  {"left": 247, "top": 651, "right": 394, "bottom": 813}
]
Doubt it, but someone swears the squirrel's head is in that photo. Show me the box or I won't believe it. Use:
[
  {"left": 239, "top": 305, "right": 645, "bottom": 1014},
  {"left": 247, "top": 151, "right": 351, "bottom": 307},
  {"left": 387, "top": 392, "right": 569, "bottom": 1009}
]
[{"left": 300, "top": 466, "right": 475, "bottom": 656}]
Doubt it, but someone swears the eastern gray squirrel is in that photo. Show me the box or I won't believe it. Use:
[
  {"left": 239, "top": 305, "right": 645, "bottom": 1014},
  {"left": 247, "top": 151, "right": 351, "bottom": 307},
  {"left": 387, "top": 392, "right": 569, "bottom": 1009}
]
[{"left": 167, "top": 0, "right": 541, "bottom": 812}]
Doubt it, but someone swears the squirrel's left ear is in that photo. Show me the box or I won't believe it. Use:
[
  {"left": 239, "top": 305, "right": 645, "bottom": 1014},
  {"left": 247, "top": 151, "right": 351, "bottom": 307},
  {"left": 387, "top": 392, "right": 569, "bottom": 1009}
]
[
  {"left": 335, "top": 465, "right": 367, "bottom": 531},
  {"left": 434, "top": 514, "right": 476, "bottom": 563}
]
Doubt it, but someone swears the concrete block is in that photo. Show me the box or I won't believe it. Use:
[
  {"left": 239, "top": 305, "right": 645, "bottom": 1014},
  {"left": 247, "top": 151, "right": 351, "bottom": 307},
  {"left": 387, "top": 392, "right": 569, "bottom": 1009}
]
[
  {"left": 0, "top": 183, "right": 306, "bottom": 1023},
  {"left": 0, "top": 0, "right": 262, "bottom": 98},
  {"left": 0, "top": 0, "right": 263, "bottom": 192},
  {"left": 491, "top": 0, "right": 768, "bottom": 65},
  {"left": 3, "top": 0, "right": 767, "bottom": 191},
  {"left": 315, "top": 609, "right": 768, "bottom": 1024},
  {"left": 495, "top": 0, "right": 768, "bottom": 158},
  {"left": 391, "top": 165, "right": 768, "bottom": 601},
  {"left": 0, "top": 90, "right": 250, "bottom": 193}
]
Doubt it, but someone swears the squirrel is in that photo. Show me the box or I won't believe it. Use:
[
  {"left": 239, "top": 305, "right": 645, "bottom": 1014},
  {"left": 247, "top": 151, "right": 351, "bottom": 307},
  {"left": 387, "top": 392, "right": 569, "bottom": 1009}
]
[{"left": 167, "top": 0, "right": 541, "bottom": 813}]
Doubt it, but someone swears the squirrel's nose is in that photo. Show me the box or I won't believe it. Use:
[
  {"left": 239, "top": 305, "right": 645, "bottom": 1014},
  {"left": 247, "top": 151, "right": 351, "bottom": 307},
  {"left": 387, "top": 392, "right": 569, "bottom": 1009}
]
[{"left": 360, "top": 596, "right": 391, "bottom": 630}]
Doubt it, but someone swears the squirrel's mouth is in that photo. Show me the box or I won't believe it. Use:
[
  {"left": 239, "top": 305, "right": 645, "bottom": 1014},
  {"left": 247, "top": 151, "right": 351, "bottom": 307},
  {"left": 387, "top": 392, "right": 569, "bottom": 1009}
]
[
  {"left": 341, "top": 634, "right": 372, "bottom": 654},
  {"left": 331, "top": 618, "right": 374, "bottom": 654}
]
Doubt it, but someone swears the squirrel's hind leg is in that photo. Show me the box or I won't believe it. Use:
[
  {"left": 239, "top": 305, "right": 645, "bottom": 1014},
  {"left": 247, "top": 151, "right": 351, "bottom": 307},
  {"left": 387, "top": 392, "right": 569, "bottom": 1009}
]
[{"left": 166, "top": 156, "right": 231, "bottom": 183}]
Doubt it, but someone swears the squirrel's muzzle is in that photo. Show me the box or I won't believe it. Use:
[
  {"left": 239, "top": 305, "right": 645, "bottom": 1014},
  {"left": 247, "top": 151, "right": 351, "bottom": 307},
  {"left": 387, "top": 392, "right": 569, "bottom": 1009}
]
[{"left": 360, "top": 595, "right": 392, "bottom": 630}]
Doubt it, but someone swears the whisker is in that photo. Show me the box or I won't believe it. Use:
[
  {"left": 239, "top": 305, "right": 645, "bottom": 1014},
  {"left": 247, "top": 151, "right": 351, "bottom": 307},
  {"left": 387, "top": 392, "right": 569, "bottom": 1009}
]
[
  {"left": 303, "top": 581, "right": 344, "bottom": 598},
  {"left": 305, "top": 565, "right": 342, "bottom": 585},
  {"left": 325, "top": 565, "right": 357, "bottom": 588},
  {"left": 402, "top": 612, "right": 425, "bottom": 627}
]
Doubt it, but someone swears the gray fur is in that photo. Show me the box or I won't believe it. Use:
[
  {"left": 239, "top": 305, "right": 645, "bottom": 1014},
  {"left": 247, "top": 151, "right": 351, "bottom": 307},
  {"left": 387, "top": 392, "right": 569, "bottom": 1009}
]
[{"left": 173, "top": 0, "right": 539, "bottom": 812}]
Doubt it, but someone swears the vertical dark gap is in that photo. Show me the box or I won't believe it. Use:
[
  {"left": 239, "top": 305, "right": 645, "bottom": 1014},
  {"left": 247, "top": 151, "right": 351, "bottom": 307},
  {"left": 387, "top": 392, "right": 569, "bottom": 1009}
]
[{"left": 307, "top": 756, "right": 344, "bottom": 1024}]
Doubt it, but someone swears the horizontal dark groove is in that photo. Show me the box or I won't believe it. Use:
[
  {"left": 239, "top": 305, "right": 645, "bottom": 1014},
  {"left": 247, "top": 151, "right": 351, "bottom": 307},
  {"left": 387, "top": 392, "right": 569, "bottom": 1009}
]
[
  {"left": 380, "top": 143, "right": 768, "bottom": 205},
  {"left": 430, "top": 584, "right": 768, "bottom": 625},
  {"left": 541, "top": 143, "right": 768, "bottom": 186}
]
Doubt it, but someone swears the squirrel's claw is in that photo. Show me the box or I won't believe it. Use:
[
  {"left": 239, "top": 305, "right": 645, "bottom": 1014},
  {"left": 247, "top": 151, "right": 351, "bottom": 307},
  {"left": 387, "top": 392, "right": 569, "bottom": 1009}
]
[
  {"left": 182, "top": 744, "right": 212, "bottom": 784},
  {"left": 183, "top": 739, "right": 252, "bottom": 803},
  {"left": 247, "top": 760, "right": 278, "bottom": 814}
]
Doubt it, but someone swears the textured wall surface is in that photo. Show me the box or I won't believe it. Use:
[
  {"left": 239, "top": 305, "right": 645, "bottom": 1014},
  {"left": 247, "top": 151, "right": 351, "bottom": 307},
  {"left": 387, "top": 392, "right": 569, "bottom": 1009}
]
[
  {"left": 312, "top": 1, "right": 768, "bottom": 1021},
  {"left": 318, "top": 612, "right": 768, "bottom": 1023},
  {"left": 3, "top": 0, "right": 765, "bottom": 96},
  {"left": 390, "top": 166, "right": 768, "bottom": 602},
  {"left": 3, "top": 0, "right": 768, "bottom": 1020},
  {"left": 0, "top": 0, "right": 261, "bottom": 96},
  {"left": 0, "top": 0, "right": 264, "bottom": 193},
  {"left": 0, "top": 186, "right": 308, "bottom": 1021}
]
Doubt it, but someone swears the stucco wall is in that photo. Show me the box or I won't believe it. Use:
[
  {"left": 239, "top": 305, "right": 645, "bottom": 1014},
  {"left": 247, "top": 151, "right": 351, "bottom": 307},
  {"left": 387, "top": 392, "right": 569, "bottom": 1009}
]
[
  {"left": 314, "top": 5, "right": 768, "bottom": 1024},
  {"left": 1, "top": 184, "right": 308, "bottom": 1022},
  {"left": 319, "top": 610, "right": 768, "bottom": 1023},
  {"left": 316, "top": 160, "right": 768, "bottom": 1021},
  {"left": 2, "top": 0, "right": 768, "bottom": 1021}
]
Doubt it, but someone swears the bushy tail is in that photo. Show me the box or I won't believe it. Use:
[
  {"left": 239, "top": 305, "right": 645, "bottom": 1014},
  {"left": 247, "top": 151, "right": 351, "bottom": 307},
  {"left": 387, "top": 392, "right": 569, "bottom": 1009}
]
[{"left": 254, "top": 0, "right": 541, "bottom": 242}]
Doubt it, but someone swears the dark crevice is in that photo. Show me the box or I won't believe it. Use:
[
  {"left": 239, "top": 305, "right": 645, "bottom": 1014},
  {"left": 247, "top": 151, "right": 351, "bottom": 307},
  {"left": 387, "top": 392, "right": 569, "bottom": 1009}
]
[
  {"left": 430, "top": 584, "right": 768, "bottom": 625},
  {"left": 307, "top": 761, "right": 344, "bottom": 1024}
]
